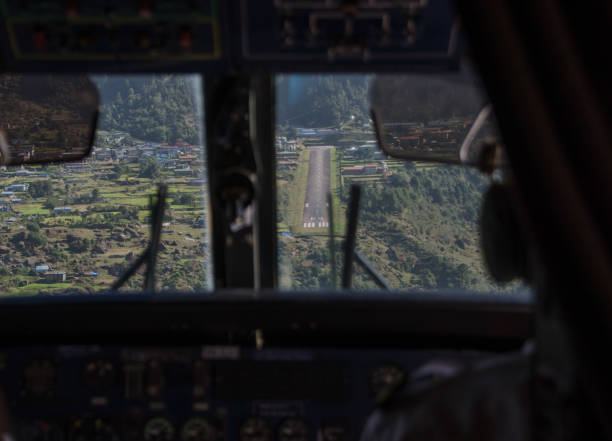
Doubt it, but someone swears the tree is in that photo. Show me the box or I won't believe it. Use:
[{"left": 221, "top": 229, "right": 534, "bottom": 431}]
[
  {"left": 91, "top": 188, "right": 101, "bottom": 201},
  {"left": 27, "top": 232, "right": 47, "bottom": 248},
  {"left": 92, "top": 76, "right": 199, "bottom": 144},
  {"left": 175, "top": 193, "right": 196, "bottom": 206},
  {"left": 28, "top": 180, "right": 52, "bottom": 198},
  {"left": 44, "top": 197, "right": 60, "bottom": 209},
  {"left": 421, "top": 269, "right": 437, "bottom": 289},
  {"left": 26, "top": 221, "right": 40, "bottom": 233},
  {"left": 139, "top": 157, "right": 162, "bottom": 179},
  {"left": 113, "top": 163, "right": 129, "bottom": 176}
]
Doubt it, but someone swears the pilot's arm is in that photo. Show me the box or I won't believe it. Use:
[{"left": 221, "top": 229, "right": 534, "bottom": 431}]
[{"left": 360, "top": 353, "right": 531, "bottom": 441}]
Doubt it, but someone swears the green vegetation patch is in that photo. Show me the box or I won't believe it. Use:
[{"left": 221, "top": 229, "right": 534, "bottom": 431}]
[
  {"left": 289, "top": 148, "right": 310, "bottom": 234},
  {"left": 329, "top": 148, "right": 345, "bottom": 235},
  {"left": 9, "top": 282, "right": 72, "bottom": 296},
  {"left": 120, "top": 197, "right": 151, "bottom": 207},
  {"left": 14, "top": 204, "right": 48, "bottom": 215}
]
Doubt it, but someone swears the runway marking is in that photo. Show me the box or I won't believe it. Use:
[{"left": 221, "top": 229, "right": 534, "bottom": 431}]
[{"left": 302, "top": 146, "right": 331, "bottom": 231}]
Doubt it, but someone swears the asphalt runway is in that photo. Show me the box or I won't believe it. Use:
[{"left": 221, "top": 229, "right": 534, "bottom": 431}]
[{"left": 303, "top": 146, "right": 331, "bottom": 229}]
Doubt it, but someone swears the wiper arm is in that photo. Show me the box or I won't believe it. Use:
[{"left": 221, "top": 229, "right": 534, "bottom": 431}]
[
  {"left": 112, "top": 184, "right": 168, "bottom": 292},
  {"left": 342, "top": 184, "right": 390, "bottom": 290},
  {"left": 327, "top": 191, "right": 337, "bottom": 289},
  {"left": 354, "top": 249, "right": 392, "bottom": 290},
  {"left": 342, "top": 185, "right": 361, "bottom": 289},
  {"left": 459, "top": 103, "right": 492, "bottom": 164}
]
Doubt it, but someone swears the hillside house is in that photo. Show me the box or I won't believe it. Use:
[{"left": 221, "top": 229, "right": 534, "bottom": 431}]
[
  {"left": 98, "top": 131, "right": 128, "bottom": 144},
  {"left": 177, "top": 154, "right": 198, "bottom": 164},
  {"left": 64, "top": 162, "right": 90, "bottom": 173},
  {"left": 35, "top": 265, "right": 51, "bottom": 273},
  {"left": 399, "top": 135, "right": 421, "bottom": 148},
  {"left": 343, "top": 166, "right": 365, "bottom": 175},
  {"left": 92, "top": 148, "right": 113, "bottom": 162},
  {"left": 343, "top": 163, "right": 387, "bottom": 176},
  {"left": 277, "top": 152, "right": 299, "bottom": 161},
  {"left": 6, "top": 184, "right": 28, "bottom": 192},
  {"left": 374, "top": 152, "right": 387, "bottom": 160},
  {"left": 364, "top": 164, "right": 378, "bottom": 174},
  {"left": 43, "top": 271, "right": 66, "bottom": 283}
]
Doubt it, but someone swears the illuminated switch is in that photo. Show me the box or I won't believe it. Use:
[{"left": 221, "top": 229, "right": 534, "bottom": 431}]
[
  {"left": 135, "top": 32, "right": 152, "bottom": 49},
  {"left": 65, "top": 0, "right": 79, "bottom": 17},
  {"left": 193, "top": 360, "right": 209, "bottom": 399},
  {"left": 146, "top": 360, "right": 164, "bottom": 398},
  {"left": 139, "top": 0, "right": 152, "bottom": 18},
  {"left": 179, "top": 28, "right": 193, "bottom": 50},
  {"left": 32, "top": 28, "right": 47, "bottom": 51},
  {"left": 124, "top": 364, "right": 145, "bottom": 399},
  {"left": 78, "top": 31, "right": 95, "bottom": 50}
]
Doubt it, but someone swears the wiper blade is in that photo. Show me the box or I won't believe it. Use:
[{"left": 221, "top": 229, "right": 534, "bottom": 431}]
[
  {"left": 327, "top": 191, "right": 337, "bottom": 289},
  {"left": 342, "top": 185, "right": 361, "bottom": 289},
  {"left": 459, "top": 103, "right": 492, "bottom": 164},
  {"left": 342, "top": 184, "right": 390, "bottom": 290},
  {"left": 112, "top": 184, "right": 168, "bottom": 292},
  {"left": 354, "top": 249, "right": 391, "bottom": 290}
]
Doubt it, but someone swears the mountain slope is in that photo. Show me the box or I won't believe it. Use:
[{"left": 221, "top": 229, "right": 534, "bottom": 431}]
[{"left": 92, "top": 75, "right": 200, "bottom": 144}]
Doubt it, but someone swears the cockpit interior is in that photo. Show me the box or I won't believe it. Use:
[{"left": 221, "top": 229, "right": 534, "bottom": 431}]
[{"left": 0, "top": 1, "right": 610, "bottom": 440}]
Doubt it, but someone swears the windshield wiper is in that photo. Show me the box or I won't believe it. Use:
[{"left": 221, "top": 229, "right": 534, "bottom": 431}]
[
  {"left": 112, "top": 184, "right": 168, "bottom": 292},
  {"left": 459, "top": 103, "right": 493, "bottom": 164},
  {"left": 341, "top": 184, "right": 391, "bottom": 290}
]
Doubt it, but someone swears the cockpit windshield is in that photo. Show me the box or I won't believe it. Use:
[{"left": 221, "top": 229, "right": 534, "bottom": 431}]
[
  {"left": 0, "top": 74, "right": 210, "bottom": 296},
  {"left": 276, "top": 70, "right": 521, "bottom": 293},
  {"left": 0, "top": 69, "right": 523, "bottom": 297}
]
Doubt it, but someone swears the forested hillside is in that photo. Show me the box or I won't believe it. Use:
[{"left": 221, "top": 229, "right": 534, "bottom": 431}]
[
  {"left": 276, "top": 72, "right": 514, "bottom": 293},
  {"left": 276, "top": 75, "right": 371, "bottom": 127},
  {"left": 279, "top": 161, "right": 497, "bottom": 291},
  {"left": 276, "top": 71, "right": 485, "bottom": 129},
  {"left": 370, "top": 73, "right": 485, "bottom": 122},
  {"left": 92, "top": 75, "right": 199, "bottom": 144}
]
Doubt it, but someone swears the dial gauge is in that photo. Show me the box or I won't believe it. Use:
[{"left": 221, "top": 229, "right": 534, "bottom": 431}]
[
  {"left": 71, "top": 418, "right": 119, "bottom": 441},
  {"left": 370, "top": 364, "right": 405, "bottom": 396},
  {"left": 321, "top": 426, "right": 347, "bottom": 441},
  {"left": 181, "top": 418, "right": 215, "bottom": 441},
  {"left": 144, "top": 418, "right": 175, "bottom": 441},
  {"left": 83, "top": 360, "right": 115, "bottom": 389},
  {"left": 239, "top": 418, "right": 271, "bottom": 441},
  {"left": 18, "top": 420, "right": 63, "bottom": 441},
  {"left": 277, "top": 419, "right": 309, "bottom": 441},
  {"left": 22, "top": 359, "right": 57, "bottom": 397}
]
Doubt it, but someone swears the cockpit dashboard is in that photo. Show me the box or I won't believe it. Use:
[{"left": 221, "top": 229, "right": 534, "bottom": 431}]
[
  {"left": 0, "top": 291, "right": 531, "bottom": 441},
  {"left": 0, "top": 1, "right": 536, "bottom": 440}
]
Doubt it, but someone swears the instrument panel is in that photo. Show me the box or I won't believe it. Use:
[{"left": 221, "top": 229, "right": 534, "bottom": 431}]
[
  {"left": 0, "top": 345, "right": 486, "bottom": 441},
  {"left": 0, "top": 0, "right": 459, "bottom": 72}
]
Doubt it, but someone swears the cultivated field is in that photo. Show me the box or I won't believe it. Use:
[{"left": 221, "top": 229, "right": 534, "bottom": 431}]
[{"left": 0, "top": 160, "right": 209, "bottom": 296}]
